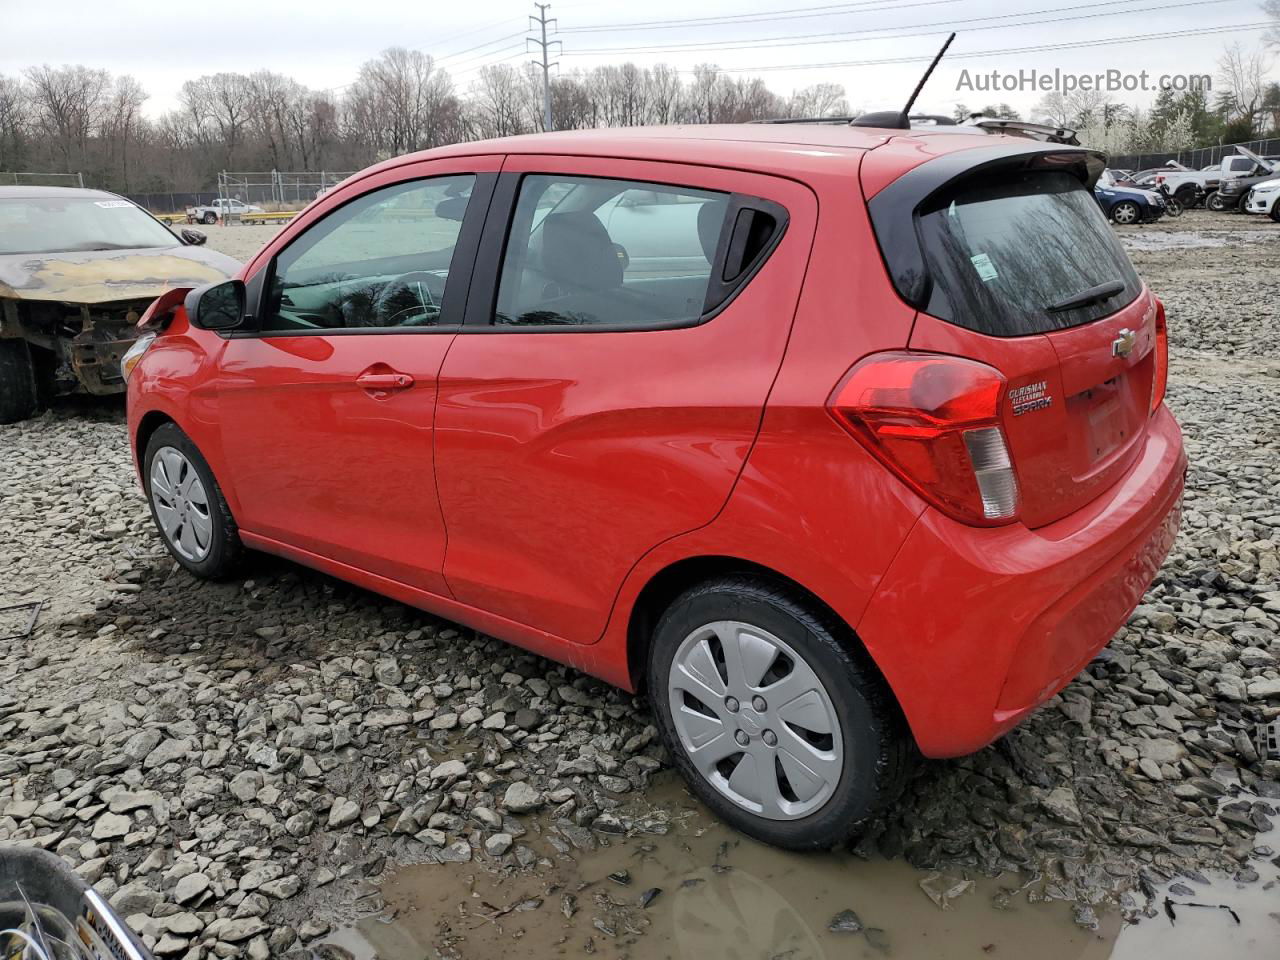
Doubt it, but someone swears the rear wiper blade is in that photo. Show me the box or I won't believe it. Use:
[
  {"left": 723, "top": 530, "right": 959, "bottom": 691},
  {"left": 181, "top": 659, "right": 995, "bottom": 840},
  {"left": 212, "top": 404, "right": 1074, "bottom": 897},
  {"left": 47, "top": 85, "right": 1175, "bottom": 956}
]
[{"left": 1046, "top": 279, "right": 1125, "bottom": 314}]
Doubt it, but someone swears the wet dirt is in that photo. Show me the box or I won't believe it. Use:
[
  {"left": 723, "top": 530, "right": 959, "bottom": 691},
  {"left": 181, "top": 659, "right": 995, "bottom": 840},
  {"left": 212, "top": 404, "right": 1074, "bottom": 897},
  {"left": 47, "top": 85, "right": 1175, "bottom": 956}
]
[{"left": 319, "top": 775, "right": 1125, "bottom": 960}]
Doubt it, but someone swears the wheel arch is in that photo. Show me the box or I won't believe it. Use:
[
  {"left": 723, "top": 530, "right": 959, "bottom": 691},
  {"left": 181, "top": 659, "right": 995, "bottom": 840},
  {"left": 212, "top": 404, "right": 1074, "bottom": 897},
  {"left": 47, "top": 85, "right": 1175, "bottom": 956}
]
[
  {"left": 625, "top": 555, "right": 908, "bottom": 729},
  {"left": 135, "top": 409, "right": 177, "bottom": 476}
]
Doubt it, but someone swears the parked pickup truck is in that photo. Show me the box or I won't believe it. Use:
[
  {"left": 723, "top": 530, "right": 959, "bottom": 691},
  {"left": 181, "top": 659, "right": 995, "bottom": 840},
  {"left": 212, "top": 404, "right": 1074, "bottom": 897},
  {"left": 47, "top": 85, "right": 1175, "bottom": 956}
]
[
  {"left": 1133, "top": 149, "right": 1279, "bottom": 209},
  {"left": 185, "top": 198, "right": 267, "bottom": 224}
]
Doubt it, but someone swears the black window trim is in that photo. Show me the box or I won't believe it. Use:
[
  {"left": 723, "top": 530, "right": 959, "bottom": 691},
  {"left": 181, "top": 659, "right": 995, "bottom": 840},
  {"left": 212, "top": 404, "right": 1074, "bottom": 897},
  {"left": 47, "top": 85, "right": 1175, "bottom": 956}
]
[
  {"left": 459, "top": 170, "right": 789, "bottom": 335},
  {"left": 227, "top": 170, "right": 499, "bottom": 339}
]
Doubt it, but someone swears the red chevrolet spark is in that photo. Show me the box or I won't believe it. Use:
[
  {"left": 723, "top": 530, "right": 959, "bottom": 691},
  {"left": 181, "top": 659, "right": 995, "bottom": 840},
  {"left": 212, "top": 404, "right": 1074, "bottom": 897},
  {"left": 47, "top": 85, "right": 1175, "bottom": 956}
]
[{"left": 125, "top": 124, "right": 1184, "bottom": 850}]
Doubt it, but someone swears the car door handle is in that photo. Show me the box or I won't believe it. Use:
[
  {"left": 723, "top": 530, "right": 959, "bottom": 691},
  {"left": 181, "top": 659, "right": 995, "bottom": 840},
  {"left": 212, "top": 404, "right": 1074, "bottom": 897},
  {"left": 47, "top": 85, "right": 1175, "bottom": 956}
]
[{"left": 356, "top": 371, "right": 415, "bottom": 390}]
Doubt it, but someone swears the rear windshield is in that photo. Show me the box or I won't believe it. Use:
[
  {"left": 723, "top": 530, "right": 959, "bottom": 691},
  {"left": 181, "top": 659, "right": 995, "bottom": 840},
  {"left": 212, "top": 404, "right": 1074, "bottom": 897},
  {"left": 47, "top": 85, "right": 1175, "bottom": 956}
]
[{"left": 917, "top": 171, "right": 1141, "bottom": 336}]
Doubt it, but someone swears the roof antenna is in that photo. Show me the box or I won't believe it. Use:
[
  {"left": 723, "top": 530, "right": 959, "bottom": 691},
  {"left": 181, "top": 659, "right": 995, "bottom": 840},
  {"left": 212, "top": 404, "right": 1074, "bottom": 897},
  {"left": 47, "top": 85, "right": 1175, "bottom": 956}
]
[{"left": 851, "top": 32, "right": 957, "bottom": 129}]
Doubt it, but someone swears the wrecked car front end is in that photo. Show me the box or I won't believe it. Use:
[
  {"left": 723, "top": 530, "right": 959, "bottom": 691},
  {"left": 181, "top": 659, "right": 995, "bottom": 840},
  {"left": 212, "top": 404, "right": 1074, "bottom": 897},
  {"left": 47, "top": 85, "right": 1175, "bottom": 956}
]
[{"left": 0, "top": 248, "right": 239, "bottom": 401}]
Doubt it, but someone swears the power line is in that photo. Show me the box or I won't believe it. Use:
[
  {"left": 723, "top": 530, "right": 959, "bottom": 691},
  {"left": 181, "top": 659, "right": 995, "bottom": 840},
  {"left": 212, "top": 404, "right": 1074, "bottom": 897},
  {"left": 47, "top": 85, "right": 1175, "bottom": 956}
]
[
  {"left": 561, "top": 0, "right": 1241, "bottom": 56},
  {"left": 692, "top": 21, "right": 1271, "bottom": 73},
  {"left": 559, "top": 0, "right": 964, "bottom": 33},
  {"left": 435, "top": 31, "right": 529, "bottom": 65}
]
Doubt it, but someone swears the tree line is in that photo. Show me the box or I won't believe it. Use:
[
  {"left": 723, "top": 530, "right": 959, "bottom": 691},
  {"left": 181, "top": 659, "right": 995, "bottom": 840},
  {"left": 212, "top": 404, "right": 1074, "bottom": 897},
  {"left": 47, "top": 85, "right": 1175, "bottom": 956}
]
[
  {"left": 0, "top": 52, "right": 851, "bottom": 194},
  {"left": 0, "top": 39, "right": 1276, "bottom": 195}
]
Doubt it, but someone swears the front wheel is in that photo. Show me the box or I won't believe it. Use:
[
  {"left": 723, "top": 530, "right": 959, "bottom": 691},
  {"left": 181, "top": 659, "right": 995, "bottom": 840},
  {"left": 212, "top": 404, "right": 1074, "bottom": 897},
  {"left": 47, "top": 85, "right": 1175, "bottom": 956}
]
[
  {"left": 1111, "top": 201, "right": 1140, "bottom": 225},
  {"left": 143, "top": 423, "right": 242, "bottom": 578},
  {"left": 1164, "top": 198, "right": 1183, "bottom": 218},
  {"left": 1206, "top": 191, "right": 1225, "bottom": 212},
  {"left": 202, "top": 211, "right": 217, "bottom": 224},
  {"left": 1269, "top": 203, "right": 1280, "bottom": 223},
  {"left": 648, "top": 576, "right": 911, "bottom": 851},
  {"left": 0, "top": 339, "right": 39, "bottom": 424}
]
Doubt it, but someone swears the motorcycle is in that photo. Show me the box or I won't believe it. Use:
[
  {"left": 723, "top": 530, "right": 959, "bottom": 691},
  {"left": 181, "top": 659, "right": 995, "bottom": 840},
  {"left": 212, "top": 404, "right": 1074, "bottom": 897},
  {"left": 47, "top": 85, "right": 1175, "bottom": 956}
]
[
  {"left": 1151, "top": 180, "right": 1185, "bottom": 218},
  {"left": 0, "top": 847, "right": 151, "bottom": 960}
]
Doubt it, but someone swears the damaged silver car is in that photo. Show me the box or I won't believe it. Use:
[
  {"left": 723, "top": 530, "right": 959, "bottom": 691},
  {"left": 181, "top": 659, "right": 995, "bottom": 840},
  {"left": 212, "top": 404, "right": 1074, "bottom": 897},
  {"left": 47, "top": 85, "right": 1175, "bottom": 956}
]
[{"left": 0, "top": 186, "right": 240, "bottom": 423}]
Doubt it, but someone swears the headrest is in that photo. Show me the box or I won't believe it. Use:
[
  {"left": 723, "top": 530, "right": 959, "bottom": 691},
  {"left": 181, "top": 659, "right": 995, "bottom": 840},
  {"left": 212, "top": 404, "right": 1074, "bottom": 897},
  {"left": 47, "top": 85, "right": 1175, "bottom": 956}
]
[{"left": 541, "top": 212, "right": 622, "bottom": 290}]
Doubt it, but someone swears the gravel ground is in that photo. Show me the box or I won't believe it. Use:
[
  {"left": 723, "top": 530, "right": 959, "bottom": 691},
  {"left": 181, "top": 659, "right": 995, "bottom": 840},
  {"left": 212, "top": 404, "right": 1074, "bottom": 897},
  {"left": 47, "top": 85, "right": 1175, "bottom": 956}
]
[{"left": 1, "top": 210, "right": 1278, "bottom": 958}]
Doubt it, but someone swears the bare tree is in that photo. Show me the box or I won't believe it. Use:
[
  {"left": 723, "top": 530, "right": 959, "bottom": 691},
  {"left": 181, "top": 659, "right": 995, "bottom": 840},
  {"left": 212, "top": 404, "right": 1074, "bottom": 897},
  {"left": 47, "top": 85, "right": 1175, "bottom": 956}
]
[
  {"left": 181, "top": 73, "right": 254, "bottom": 168},
  {"left": 1216, "top": 42, "right": 1275, "bottom": 132},
  {"left": 467, "top": 64, "right": 529, "bottom": 139},
  {"left": 23, "top": 64, "right": 110, "bottom": 172},
  {"left": 0, "top": 75, "right": 28, "bottom": 170},
  {"left": 787, "top": 83, "right": 849, "bottom": 118}
]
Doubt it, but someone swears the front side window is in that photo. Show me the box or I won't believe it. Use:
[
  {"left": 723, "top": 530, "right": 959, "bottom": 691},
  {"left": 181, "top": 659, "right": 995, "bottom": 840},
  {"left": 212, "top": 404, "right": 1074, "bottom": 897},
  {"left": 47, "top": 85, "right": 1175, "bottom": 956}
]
[
  {"left": 494, "top": 175, "right": 730, "bottom": 328},
  {"left": 261, "top": 175, "right": 474, "bottom": 332}
]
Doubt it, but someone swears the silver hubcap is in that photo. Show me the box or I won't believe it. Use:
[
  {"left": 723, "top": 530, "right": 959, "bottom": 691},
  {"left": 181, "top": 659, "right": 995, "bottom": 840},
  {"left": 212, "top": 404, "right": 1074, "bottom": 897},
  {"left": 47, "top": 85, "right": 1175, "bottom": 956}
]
[
  {"left": 1114, "top": 204, "right": 1137, "bottom": 224},
  {"left": 668, "top": 621, "right": 843, "bottom": 820},
  {"left": 150, "top": 446, "right": 213, "bottom": 562}
]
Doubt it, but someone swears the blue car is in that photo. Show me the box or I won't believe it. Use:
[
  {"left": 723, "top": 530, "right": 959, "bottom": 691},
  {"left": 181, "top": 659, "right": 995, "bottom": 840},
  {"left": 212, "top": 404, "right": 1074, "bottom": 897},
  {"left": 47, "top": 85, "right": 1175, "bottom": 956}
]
[{"left": 1094, "top": 171, "right": 1166, "bottom": 224}]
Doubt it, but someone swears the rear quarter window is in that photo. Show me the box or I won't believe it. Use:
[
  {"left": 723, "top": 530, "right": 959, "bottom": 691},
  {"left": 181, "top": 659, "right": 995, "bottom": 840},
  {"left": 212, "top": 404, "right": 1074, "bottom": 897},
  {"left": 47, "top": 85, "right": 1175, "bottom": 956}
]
[{"left": 917, "top": 171, "right": 1141, "bottom": 336}]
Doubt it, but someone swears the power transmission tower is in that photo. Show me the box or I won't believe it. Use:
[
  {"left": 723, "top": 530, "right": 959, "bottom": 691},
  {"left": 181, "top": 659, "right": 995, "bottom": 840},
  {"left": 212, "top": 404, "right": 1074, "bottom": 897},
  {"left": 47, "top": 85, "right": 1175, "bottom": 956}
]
[{"left": 527, "top": 3, "right": 560, "bottom": 132}]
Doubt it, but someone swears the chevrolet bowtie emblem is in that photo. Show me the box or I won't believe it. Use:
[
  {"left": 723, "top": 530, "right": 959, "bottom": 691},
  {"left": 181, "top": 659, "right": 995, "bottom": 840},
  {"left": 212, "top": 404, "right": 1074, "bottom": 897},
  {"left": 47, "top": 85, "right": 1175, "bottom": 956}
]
[{"left": 1112, "top": 328, "right": 1136, "bottom": 358}]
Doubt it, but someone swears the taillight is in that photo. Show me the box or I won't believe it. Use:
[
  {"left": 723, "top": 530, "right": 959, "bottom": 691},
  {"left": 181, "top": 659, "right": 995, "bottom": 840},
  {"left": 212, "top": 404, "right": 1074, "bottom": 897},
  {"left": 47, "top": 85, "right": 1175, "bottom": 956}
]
[
  {"left": 1151, "top": 297, "right": 1168, "bottom": 413},
  {"left": 827, "top": 352, "right": 1020, "bottom": 526}
]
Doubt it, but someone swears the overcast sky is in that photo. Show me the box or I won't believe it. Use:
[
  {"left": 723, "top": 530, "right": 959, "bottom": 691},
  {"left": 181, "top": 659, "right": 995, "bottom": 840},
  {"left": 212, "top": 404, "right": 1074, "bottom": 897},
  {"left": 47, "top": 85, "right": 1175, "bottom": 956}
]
[{"left": 2, "top": 0, "right": 1276, "bottom": 119}]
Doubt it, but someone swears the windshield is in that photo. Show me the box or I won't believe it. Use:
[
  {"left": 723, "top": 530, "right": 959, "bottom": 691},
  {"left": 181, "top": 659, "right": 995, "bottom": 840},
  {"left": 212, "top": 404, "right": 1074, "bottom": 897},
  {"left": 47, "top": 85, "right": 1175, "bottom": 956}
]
[
  {"left": 917, "top": 170, "right": 1141, "bottom": 336},
  {"left": 0, "top": 197, "right": 177, "bottom": 255}
]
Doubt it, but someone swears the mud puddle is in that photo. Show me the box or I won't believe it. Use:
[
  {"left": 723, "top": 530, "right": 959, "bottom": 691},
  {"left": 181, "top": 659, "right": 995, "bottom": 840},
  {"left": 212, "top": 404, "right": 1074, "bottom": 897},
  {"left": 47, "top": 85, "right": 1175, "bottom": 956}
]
[
  {"left": 318, "top": 779, "right": 1279, "bottom": 960},
  {"left": 1118, "top": 229, "right": 1278, "bottom": 251},
  {"left": 320, "top": 776, "right": 1125, "bottom": 960}
]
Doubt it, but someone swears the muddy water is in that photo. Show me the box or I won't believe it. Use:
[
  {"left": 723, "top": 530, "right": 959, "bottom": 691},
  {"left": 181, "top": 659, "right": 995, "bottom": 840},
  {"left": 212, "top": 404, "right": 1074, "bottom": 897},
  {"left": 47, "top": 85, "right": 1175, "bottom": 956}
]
[{"left": 321, "top": 776, "right": 1125, "bottom": 960}]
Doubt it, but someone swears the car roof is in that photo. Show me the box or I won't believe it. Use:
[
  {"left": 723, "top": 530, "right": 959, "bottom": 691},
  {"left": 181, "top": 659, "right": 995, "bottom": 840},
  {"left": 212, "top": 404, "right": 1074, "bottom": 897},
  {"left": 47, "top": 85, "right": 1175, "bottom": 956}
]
[
  {"left": 353, "top": 123, "right": 1022, "bottom": 190},
  {"left": 0, "top": 185, "right": 122, "bottom": 200}
]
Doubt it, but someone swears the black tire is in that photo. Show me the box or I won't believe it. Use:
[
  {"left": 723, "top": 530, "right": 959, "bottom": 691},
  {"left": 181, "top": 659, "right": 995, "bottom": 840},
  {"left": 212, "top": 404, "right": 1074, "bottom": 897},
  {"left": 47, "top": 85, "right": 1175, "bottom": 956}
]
[
  {"left": 1110, "top": 201, "right": 1140, "bottom": 225},
  {"left": 143, "top": 422, "right": 243, "bottom": 578},
  {"left": 30, "top": 345, "right": 59, "bottom": 408},
  {"left": 1270, "top": 203, "right": 1280, "bottom": 223},
  {"left": 1206, "top": 191, "right": 1225, "bottom": 212},
  {"left": 0, "top": 339, "right": 39, "bottom": 424},
  {"left": 1174, "top": 185, "right": 1198, "bottom": 208},
  {"left": 648, "top": 575, "right": 911, "bottom": 851},
  {"left": 1163, "top": 198, "right": 1182, "bottom": 218},
  {"left": 202, "top": 211, "right": 217, "bottom": 224}
]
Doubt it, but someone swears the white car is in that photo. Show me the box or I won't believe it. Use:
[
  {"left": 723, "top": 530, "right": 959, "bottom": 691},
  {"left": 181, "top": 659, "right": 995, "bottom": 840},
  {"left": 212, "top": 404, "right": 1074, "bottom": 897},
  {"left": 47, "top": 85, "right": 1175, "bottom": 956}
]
[{"left": 1244, "top": 178, "right": 1280, "bottom": 221}]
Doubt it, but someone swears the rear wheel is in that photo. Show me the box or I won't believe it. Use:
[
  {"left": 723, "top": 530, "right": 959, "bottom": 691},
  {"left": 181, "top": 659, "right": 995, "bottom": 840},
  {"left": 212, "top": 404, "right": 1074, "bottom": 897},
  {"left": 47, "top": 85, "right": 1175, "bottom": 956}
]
[
  {"left": 648, "top": 575, "right": 910, "bottom": 851},
  {"left": 143, "top": 423, "right": 242, "bottom": 578},
  {"left": 1110, "top": 201, "right": 1140, "bottom": 225},
  {"left": 1206, "top": 191, "right": 1226, "bottom": 212},
  {"left": 1270, "top": 203, "right": 1280, "bottom": 223},
  {"left": 202, "top": 211, "right": 217, "bottom": 224},
  {"left": 0, "top": 339, "right": 39, "bottom": 424},
  {"left": 1174, "top": 185, "right": 1198, "bottom": 208},
  {"left": 1163, "top": 197, "right": 1183, "bottom": 218}
]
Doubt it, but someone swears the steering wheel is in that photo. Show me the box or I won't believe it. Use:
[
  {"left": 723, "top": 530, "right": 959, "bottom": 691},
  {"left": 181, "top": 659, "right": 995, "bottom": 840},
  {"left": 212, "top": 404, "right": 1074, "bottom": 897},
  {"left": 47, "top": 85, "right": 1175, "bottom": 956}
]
[{"left": 372, "top": 271, "right": 444, "bottom": 327}]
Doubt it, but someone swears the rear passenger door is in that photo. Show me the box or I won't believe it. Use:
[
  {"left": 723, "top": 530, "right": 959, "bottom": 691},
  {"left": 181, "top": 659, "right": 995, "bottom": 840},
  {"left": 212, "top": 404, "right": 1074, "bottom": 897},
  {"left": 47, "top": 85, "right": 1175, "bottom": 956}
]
[{"left": 435, "top": 156, "right": 817, "bottom": 645}]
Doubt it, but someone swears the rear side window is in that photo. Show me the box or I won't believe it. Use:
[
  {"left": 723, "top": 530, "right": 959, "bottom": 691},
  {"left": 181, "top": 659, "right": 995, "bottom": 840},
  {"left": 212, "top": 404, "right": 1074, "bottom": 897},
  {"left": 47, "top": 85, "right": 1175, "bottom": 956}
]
[
  {"left": 494, "top": 175, "right": 730, "bottom": 328},
  {"left": 917, "top": 171, "right": 1140, "bottom": 336}
]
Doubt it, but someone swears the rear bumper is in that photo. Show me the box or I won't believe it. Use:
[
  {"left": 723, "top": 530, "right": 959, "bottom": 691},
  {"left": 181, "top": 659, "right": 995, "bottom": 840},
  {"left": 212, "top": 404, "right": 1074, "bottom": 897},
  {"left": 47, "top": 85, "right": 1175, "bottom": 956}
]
[{"left": 858, "top": 405, "right": 1186, "bottom": 758}]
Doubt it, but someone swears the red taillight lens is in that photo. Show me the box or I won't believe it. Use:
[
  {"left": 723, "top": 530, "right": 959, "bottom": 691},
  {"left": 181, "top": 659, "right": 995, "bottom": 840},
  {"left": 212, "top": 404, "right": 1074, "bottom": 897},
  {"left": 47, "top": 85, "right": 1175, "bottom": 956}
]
[
  {"left": 827, "top": 352, "right": 1020, "bottom": 526},
  {"left": 1151, "top": 297, "right": 1168, "bottom": 413}
]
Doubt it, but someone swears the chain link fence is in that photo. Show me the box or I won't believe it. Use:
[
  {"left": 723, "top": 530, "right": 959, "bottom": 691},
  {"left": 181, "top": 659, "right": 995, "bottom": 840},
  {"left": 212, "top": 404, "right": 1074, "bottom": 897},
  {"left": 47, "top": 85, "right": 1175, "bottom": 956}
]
[{"left": 1107, "top": 138, "right": 1280, "bottom": 172}]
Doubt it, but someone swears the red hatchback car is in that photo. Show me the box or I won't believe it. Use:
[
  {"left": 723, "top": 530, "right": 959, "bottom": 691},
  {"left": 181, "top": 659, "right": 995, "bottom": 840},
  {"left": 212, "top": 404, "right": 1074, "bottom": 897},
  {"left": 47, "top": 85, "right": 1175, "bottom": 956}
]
[{"left": 125, "top": 124, "right": 1185, "bottom": 850}]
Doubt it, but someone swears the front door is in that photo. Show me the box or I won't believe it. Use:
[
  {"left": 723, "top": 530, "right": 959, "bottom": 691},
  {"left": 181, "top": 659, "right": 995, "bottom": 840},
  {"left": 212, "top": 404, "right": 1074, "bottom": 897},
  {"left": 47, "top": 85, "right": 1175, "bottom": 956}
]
[
  {"left": 435, "top": 156, "right": 817, "bottom": 643},
  {"left": 216, "top": 158, "right": 498, "bottom": 595}
]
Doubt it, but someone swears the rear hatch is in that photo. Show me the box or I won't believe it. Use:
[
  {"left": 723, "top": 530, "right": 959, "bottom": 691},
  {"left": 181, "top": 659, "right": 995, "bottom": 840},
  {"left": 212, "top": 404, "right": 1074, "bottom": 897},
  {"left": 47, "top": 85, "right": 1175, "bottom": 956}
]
[{"left": 869, "top": 148, "right": 1162, "bottom": 528}]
